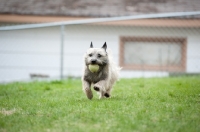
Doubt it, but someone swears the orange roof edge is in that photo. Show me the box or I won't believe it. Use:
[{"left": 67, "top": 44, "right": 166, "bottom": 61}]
[{"left": 0, "top": 14, "right": 200, "bottom": 27}]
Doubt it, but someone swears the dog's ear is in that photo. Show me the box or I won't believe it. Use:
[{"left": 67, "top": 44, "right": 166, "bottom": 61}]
[
  {"left": 102, "top": 42, "right": 107, "bottom": 51},
  {"left": 90, "top": 42, "right": 93, "bottom": 48}
]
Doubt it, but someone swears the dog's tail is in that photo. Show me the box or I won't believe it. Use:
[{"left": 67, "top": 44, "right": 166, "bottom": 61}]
[{"left": 107, "top": 49, "right": 122, "bottom": 81}]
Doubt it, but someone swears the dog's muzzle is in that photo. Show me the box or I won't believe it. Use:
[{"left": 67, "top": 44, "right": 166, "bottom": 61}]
[{"left": 91, "top": 59, "right": 97, "bottom": 64}]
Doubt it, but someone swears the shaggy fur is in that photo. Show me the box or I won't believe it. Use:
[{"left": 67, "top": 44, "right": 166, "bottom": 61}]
[{"left": 82, "top": 42, "right": 120, "bottom": 99}]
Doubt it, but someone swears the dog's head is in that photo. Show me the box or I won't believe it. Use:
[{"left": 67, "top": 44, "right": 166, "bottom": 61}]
[{"left": 84, "top": 42, "right": 108, "bottom": 66}]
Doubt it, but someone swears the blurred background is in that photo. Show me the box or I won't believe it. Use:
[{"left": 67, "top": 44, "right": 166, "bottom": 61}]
[{"left": 0, "top": 0, "right": 200, "bottom": 83}]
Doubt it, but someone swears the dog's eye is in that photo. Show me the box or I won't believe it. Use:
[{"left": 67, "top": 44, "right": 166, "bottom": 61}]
[
  {"left": 97, "top": 54, "right": 102, "bottom": 58},
  {"left": 89, "top": 54, "right": 92, "bottom": 57}
]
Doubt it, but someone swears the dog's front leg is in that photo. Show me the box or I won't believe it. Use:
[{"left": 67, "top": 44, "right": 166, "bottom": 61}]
[
  {"left": 94, "top": 80, "right": 107, "bottom": 99},
  {"left": 82, "top": 80, "right": 93, "bottom": 99}
]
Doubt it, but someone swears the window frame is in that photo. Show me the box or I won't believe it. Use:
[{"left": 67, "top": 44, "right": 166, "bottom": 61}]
[{"left": 119, "top": 36, "right": 187, "bottom": 72}]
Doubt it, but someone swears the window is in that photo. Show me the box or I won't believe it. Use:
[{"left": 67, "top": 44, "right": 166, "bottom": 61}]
[{"left": 119, "top": 37, "right": 187, "bottom": 72}]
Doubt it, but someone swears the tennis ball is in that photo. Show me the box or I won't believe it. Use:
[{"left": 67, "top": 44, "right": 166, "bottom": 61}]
[{"left": 88, "top": 64, "right": 99, "bottom": 73}]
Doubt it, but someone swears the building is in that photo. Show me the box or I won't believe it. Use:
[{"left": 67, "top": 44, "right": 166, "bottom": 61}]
[{"left": 0, "top": 0, "right": 200, "bottom": 82}]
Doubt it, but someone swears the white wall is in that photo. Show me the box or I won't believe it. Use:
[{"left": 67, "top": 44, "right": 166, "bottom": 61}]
[
  {"left": 0, "top": 27, "right": 61, "bottom": 82},
  {"left": 0, "top": 25, "right": 199, "bottom": 82}
]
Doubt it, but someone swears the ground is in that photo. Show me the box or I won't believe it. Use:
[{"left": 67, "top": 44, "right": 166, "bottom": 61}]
[{"left": 0, "top": 76, "right": 200, "bottom": 132}]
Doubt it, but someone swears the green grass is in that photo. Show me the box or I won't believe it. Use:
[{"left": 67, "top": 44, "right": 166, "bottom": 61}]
[{"left": 0, "top": 77, "right": 200, "bottom": 132}]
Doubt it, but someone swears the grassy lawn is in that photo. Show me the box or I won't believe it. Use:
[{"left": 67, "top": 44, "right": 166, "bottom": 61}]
[{"left": 0, "top": 77, "right": 200, "bottom": 132}]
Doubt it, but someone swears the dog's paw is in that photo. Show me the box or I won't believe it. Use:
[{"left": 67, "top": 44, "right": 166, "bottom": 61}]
[
  {"left": 93, "top": 86, "right": 100, "bottom": 91},
  {"left": 104, "top": 93, "right": 110, "bottom": 98},
  {"left": 84, "top": 88, "right": 93, "bottom": 100}
]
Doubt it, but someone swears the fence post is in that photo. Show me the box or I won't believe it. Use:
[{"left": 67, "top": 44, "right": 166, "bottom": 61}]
[{"left": 60, "top": 25, "right": 65, "bottom": 80}]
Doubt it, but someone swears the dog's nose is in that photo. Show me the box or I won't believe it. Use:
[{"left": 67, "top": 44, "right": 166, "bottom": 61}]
[{"left": 91, "top": 59, "right": 97, "bottom": 64}]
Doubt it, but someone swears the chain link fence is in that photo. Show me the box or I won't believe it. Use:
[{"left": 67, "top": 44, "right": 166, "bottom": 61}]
[{"left": 0, "top": 12, "right": 200, "bottom": 82}]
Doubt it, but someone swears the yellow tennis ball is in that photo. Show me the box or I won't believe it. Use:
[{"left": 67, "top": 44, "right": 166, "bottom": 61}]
[{"left": 88, "top": 64, "right": 99, "bottom": 73}]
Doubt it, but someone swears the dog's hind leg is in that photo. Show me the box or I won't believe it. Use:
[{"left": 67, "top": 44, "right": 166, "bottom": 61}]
[
  {"left": 94, "top": 87, "right": 105, "bottom": 99},
  {"left": 104, "top": 87, "right": 112, "bottom": 98},
  {"left": 82, "top": 80, "right": 93, "bottom": 99}
]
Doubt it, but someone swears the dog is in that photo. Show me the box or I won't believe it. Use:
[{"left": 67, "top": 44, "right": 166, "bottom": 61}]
[{"left": 82, "top": 42, "right": 120, "bottom": 99}]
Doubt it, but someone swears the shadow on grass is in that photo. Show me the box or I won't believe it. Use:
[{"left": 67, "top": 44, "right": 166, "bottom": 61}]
[{"left": 74, "top": 95, "right": 129, "bottom": 102}]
